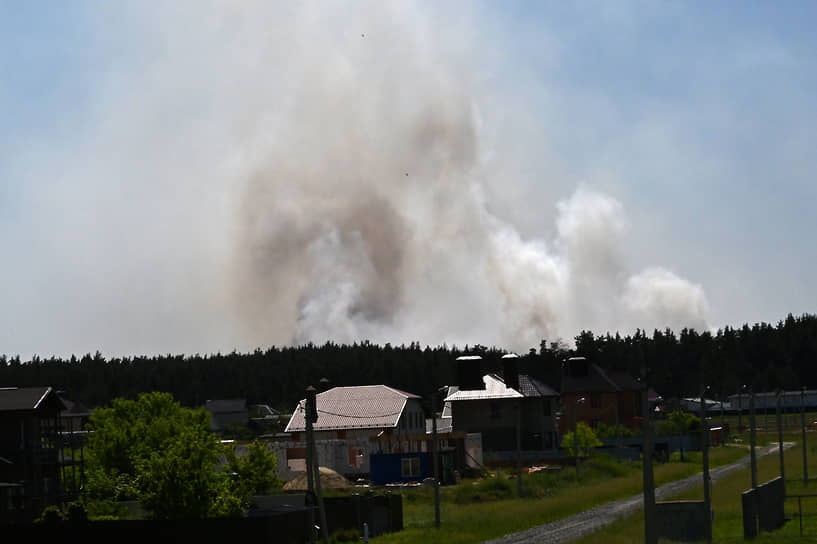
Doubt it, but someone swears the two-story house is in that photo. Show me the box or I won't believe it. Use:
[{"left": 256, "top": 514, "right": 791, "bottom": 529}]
[
  {"left": 445, "top": 354, "right": 560, "bottom": 455},
  {"left": 559, "top": 357, "right": 642, "bottom": 433},
  {"left": 283, "top": 385, "right": 426, "bottom": 478},
  {"left": 0, "top": 386, "right": 66, "bottom": 523}
]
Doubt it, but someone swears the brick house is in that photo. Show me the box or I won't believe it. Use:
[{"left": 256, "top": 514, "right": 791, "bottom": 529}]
[{"left": 559, "top": 357, "right": 642, "bottom": 433}]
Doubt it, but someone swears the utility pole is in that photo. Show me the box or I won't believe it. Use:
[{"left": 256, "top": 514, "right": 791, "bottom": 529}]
[
  {"left": 802, "top": 387, "right": 809, "bottom": 486},
  {"left": 777, "top": 390, "right": 785, "bottom": 485},
  {"left": 306, "top": 386, "right": 329, "bottom": 544},
  {"left": 516, "top": 399, "right": 523, "bottom": 496},
  {"left": 304, "top": 391, "right": 316, "bottom": 543},
  {"left": 615, "top": 392, "right": 622, "bottom": 461},
  {"left": 700, "top": 385, "right": 712, "bottom": 543},
  {"left": 738, "top": 393, "right": 743, "bottom": 433},
  {"left": 642, "top": 375, "right": 657, "bottom": 544},
  {"left": 573, "top": 397, "right": 585, "bottom": 480},
  {"left": 431, "top": 392, "right": 440, "bottom": 528},
  {"left": 749, "top": 389, "right": 757, "bottom": 490}
]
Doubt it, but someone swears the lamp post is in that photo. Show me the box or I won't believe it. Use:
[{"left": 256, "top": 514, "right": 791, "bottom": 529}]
[
  {"left": 642, "top": 372, "right": 657, "bottom": 544},
  {"left": 747, "top": 386, "right": 757, "bottom": 490},
  {"left": 777, "top": 390, "right": 785, "bottom": 485},
  {"left": 700, "top": 385, "right": 712, "bottom": 544},
  {"left": 802, "top": 387, "right": 809, "bottom": 486},
  {"left": 573, "top": 397, "right": 586, "bottom": 480}
]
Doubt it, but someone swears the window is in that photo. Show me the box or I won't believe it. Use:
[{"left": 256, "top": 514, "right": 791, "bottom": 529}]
[
  {"left": 543, "top": 400, "right": 551, "bottom": 416},
  {"left": 591, "top": 394, "right": 601, "bottom": 409},
  {"left": 490, "top": 403, "right": 501, "bottom": 419},
  {"left": 401, "top": 457, "right": 420, "bottom": 478}
]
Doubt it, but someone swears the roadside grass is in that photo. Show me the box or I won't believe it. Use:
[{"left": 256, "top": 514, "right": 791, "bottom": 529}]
[
  {"left": 371, "top": 447, "right": 746, "bottom": 544},
  {"left": 578, "top": 431, "right": 817, "bottom": 543}
]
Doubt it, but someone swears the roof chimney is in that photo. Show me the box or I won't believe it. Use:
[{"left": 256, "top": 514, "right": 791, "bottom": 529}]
[
  {"left": 501, "top": 353, "right": 520, "bottom": 392},
  {"left": 565, "top": 356, "right": 589, "bottom": 378},
  {"left": 456, "top": 355, "right": 484, "bottom": 390}
]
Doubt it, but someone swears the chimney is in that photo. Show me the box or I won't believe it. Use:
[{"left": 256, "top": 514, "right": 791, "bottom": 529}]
[
  {"left": 565, "top": 357, "right": 589, "bottom": 378},
  {"left": 456, "top": 355, "right": 484, "bottom": 390},
  {"left": 501, "top": 353, "right": 520, "bottom": 392}
]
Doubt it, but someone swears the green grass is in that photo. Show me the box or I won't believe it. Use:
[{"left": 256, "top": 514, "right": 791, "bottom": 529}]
[
  {"left": 371, "top": 447, "right": 746, "bottom": 544},
  {"left": 578, "top": 432, "right": 817, "bottom": 543}
]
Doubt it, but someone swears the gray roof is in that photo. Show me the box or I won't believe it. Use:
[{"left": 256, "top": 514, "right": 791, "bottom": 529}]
[
  {"left": 206, "top": 399, "right": 247, "bottom": 413},
  {"left": 285, "top": 385, "right": 421, "bottom": 432},
  {"left": 444, "top": 374, "right": 557, "bottom": 402},
  {"left": 561, "top": 364, "right": 641, "bottom": 394},
  {"left": 0, "top": 387, "right": 64, "bottom": 412}
]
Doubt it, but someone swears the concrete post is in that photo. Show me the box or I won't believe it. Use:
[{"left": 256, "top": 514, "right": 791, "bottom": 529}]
[
  {"left": 700, "top": 385, "right": 712, "bottom": 544},
  {"left": 802, "top": 387, "right": 809, "bottom": 486},
  {"left": 642, "top": 385, "right": 657, "bottom": 544},
  {"left": 516, "top": 399, "right": 523, "bottom": 496},
  {"left": 777, "top": 390, "right": 785, "bottom": 485},
  {"left": 750, "top": 391, "right": 757, "bottom": 490}
]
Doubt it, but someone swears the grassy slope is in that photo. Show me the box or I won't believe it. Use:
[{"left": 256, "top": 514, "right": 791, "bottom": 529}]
[
  {"left": 372, "top": 447, "right": 746, "bottom": 544},
  {"left": 578, "top": 431, "right": 817, "bottom": 543}
]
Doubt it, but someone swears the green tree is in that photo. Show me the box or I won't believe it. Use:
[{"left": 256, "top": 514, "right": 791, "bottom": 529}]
[
  {"left": 85, "top": 392, "right": 244, "bottom": 519},
  {"left": 560, "top": 422, "right": 602, "bottom": 457},
  {"left": 224, "top": 439, "right": 282, "bottom": 498}
]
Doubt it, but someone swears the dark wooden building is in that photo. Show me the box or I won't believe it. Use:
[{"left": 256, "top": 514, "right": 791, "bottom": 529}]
[{"left": 0, "top": 386, "right": 66, "bottom": 523}]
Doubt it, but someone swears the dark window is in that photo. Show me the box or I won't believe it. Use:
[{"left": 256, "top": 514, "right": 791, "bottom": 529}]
[
  {"left": 401, "top": 457, "right": 420, "bottom": 477},
  {"left": 591, "top": 394, "right": 601, "bottom": 409},
  {"left": 543, "top": 400, "right": 551, "bottom": 416},
  {"left": 490, "top": 403, "right": 501, "bottom": 419}
]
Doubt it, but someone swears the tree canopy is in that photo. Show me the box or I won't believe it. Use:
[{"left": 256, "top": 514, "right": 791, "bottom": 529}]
[
  {"left": 2, "top": 313, "right": 817, "bottom": 408},
  {"left": 85, "top": 392, "right": 279, "bottom": 519}
]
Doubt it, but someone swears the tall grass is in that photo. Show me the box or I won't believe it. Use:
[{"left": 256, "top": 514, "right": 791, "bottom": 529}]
[
  {"left": 372, "top": 447, "right": 746, "bottom": 544},
  {"left": 579, "top": 431, "right": 817, "bottom": 542}
]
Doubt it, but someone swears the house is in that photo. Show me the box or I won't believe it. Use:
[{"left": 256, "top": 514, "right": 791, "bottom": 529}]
[
  {"left": 445, "top": 354, "right": 560, "bottom": 456},
  {"left": 56, "top": 391, "right": 91, "bottom": 500},
  {"left": 205, "top": 399, "right": 249, "bottom": 432},
  {"left": 283, "top": 385, "right": 426, "bottom": 479},
  {"left": 559, "top": 357, "right": 642, "bottom": 434},
  {"left": 0, "top": 386, "right": 66, "bottom": 523}
]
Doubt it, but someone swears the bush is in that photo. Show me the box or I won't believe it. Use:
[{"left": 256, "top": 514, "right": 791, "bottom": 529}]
[
  {"left": 595, "top": 422, "right": 635, "bottom": 440},
  {"left": 35, "top": 505, "right": 64, "bottom": 524},
  {"left": 330, "top": 528, "right": 361, "bottom": 543},
  {"left": 561, "top": 423, "right": 602, "bottom": 457},
  {"left": 65, "top": 501, "right": 88, "bottom": 523},
  {"left": 452, "top": 475, "right": 514, "bottom": 504},
  {"left": 655, "top": 411, "right": 700, "bottom": 435}
]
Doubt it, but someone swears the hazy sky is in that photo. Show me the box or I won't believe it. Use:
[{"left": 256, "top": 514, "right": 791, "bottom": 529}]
[{"left": 2, "top": 1, "right": 816, "bottom": 358}]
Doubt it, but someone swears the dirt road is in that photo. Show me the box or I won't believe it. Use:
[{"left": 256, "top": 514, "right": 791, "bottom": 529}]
[{"left": 482, "top": 443, "right": 792, "bottom": 544}]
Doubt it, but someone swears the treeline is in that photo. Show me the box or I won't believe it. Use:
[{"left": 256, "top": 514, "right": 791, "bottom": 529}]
[{"left": 1, "top": 313, "right": 816, "bottom": 410}]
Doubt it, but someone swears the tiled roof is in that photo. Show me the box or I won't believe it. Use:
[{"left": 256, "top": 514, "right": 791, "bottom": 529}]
[
  {"left": 561, "top": 364, "right": 641, "bottom": 394},
  {"left": 441, "top": 386, "right": 458, "bottom": 418},
  {"left": 0, "top": 387, "right": 62, "bottom": 412},
  {"left": 444, "top": 374, "right": 555, "bottom": 401},
  {"left": 425, "top": 417, "right": 453, "bottom": 434},
  {"left": 518, "top": 375, "right": 559, "bottom": 397},
  {"left": 285, "top": 385, "right": 420, "bottom": 432},
  {"left": 206, "top": 399, "right": 247, "bottom": 413}
]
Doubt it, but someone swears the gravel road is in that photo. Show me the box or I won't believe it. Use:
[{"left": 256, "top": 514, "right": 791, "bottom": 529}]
[{"left": 482, "top": 443, "right": 792, "bottom": 544}]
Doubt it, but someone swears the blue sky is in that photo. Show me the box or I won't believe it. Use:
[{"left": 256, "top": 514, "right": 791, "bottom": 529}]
[{"left": 1, "top": 1, "right": 816, "bottom": 357}]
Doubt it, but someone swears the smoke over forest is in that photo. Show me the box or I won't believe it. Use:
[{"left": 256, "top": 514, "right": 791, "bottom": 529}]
[
  {"left": 3, "top": 3, "right": 710, "bottom": 357},
  {"left": 226, "top": 4, "right": 709, "bottom": 352}
]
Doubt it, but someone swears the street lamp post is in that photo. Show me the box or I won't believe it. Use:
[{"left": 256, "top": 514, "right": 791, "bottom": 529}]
[
  {"left": 748, "top": 387, "right": 757, "bottom": 490},
  {"left": 802, "top": 387, "right": 809, "bottom": 486},
  {"left": 777, "top": 390, "right": 785, "bottom": 485},
  {"left": 700, "top": 385, "right": 712, "bottom": 543},
  {"left": 573, "top": 397, "right": 586, "bottom": 480}
]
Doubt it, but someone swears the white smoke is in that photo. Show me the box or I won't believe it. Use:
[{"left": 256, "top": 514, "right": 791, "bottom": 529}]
[{"left": 1, "top": 2, "right": 710, "bottom": 357}]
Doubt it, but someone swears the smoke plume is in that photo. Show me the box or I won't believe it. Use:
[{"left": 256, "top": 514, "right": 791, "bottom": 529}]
[
  {"left": 223, "top": 4, "right": 709, "bottom": 351},
  {"left": 2, "top": 2, "right": 710, "bottom": 357}
]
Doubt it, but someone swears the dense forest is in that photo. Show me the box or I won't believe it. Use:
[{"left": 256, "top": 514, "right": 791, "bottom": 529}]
[{"left": 2, "top": 313, "right": 816, "bottom": 411}]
